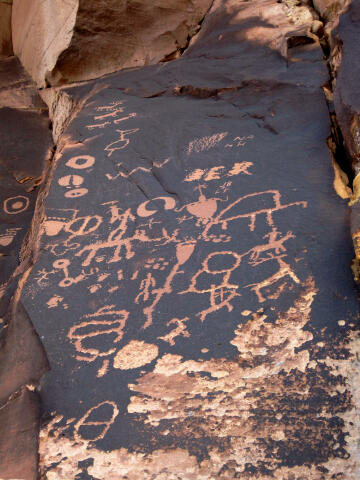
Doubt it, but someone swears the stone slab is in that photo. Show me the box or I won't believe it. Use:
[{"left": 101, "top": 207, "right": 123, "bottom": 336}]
[{"left": 16, "top": 1, "right": 360, "bottom": 478}]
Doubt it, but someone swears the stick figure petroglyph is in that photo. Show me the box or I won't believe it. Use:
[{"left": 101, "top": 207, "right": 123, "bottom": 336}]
[
  {"left": 180, "top": 251, "right": 242, "bottom": 321},
  {"left": 142, "top": 243, "right": 195, "bottom": 329}
]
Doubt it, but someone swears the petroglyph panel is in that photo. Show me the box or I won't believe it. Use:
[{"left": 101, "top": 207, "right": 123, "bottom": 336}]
[{"left": 17, "top": 0, "right": 360, "bottom": 477}]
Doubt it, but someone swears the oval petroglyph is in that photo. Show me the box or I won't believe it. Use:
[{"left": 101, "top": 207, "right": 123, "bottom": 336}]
[{"left": 113, "top": 340, "right": 159, "bottom": 370}]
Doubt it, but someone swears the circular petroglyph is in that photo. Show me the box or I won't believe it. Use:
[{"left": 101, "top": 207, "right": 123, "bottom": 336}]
[
  {"left": 204, "top": 251, "right": 241, "bottom": 274},
  {"left": 66, "top": 155, "right": 95, "bottom": 169},
  {"left": 53, "top": 259, "right": 70, "bottom": 269},
  {"left": 113, "top": 340, "right": 159, "bottom": 370},
  {"left": 3, "top": 195, "right": 29, "bottom": 215}
]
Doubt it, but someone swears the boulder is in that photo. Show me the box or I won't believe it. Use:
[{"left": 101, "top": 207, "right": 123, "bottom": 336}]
[
  {"left": 12, "top": 0, "right": 213, "bottom": 87},
  {"left": 11, "top": 0, "right": 78, "bottom": 87}
]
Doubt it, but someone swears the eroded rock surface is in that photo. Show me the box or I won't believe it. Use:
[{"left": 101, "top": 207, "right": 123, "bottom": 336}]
[
  {"left": 5, "top": 0, "right": 357, "bottom": 478},
  {"left": 313, "top": 0, "right": 351, "bottom": 21},
  {"left": 12, "top": 0, "right": 213, "bottom": 87},
  {"left": 0, "top": 388, "right": 40, "bottom": 480},
  {"left": 0, "top": 57, "right": 53, "bottom": 318}
]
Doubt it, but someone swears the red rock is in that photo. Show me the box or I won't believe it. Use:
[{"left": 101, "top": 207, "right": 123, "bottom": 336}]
[
  {"left": 0, "top": 388, "right": 40, "bottom": 480},
  {"left": 0, "top": 1, "right": 12, "bottom": 57},
  {"left": 12, "top": 0, "right": 213, "bottom": 87}
]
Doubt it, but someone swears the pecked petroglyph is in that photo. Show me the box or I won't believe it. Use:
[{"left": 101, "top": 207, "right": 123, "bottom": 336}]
[
  {"left": 3, "top": 0, "right": 360, "bottom": 477},
  {"left": 11, "top": 36, "right": 359, "bottom": 476},
  {"left": 38, "top": 281, "right": 360, "bottom": 479}
]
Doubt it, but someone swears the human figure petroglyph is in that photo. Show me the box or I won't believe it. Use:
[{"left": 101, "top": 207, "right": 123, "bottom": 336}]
[
  {"left": 158, "top": 317, "right": 190, "bottom": 345},
  {"left": 135, "top": 272, "right": 156, "bottom": 304},
  {"left": 245, "top": 257, "right": 300, "bottom": 303},
  {"left": 104, "top": 128, "right": 140, "bottom": 157},
  {"left": 35, "top": 267, "right": 57, "bottom": 287},
  {"left": 142, "top": 243, "right": 195, "bottom": 329},
  {"left": 180, "top": 251, "right": 242, "bottom": 321},
  {"left": 74, "top": 204, "right": 179, "bottom": 267},
  {"left": 68, "top": 306, "right": 129, "bottom": 363},
  {"left": 199, "top": 288, "right": 242, "bottom": 321},
  {"left": 75, "top": 209, "right": 136, "bottom": 266}
]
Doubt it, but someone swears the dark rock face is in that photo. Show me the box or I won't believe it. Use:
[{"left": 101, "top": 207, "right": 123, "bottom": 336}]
[
  {"left": 5, "top": 0, "right": 357, "bottom": 478},
  {"left": 0, "top": 57, "right": 53, "bottom": 317},
  {"left": 0, "top": 0, "right": 360, "bottom": 478},
  {"left": 0, "top": 388, "right": 40, "bottom": 480},
  {"left": 0, "top": 57, "right": 52, "bottom": 479}
]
